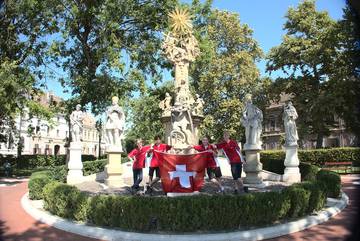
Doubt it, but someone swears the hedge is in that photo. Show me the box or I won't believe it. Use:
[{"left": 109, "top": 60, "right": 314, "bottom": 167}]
[
  {"left": 28, "top": 157, "right": 342, "bottom": 233},
  {"left": 39, "top": 179, "right": 331, "bottom": 232},
  {"left": 0, "top": 154, "right": 97, "bottom": 170},
  {"left": 28, "top": 159, "right": 108, "bottom": 199},
  {"left": 36, "top": 169, "right": 340, "bottom": 233},
  {"left": 28, "top": 171, "right": 54, "bottom": 199},
  {"left": 261, "top": 147, "right": 360, "bottom": 167},
  {"left": 316, "top": 170, "right": 341, "bottom": 198}
]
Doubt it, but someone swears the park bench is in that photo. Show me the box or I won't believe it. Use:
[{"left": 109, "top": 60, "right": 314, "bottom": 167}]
[{"left": 322, "top": 161, "right": 353, "bottom": 173}]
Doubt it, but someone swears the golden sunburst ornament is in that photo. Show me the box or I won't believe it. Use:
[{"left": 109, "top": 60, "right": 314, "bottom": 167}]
[{"left": 168, "top": 8, "right": 193, "bottom": 34}]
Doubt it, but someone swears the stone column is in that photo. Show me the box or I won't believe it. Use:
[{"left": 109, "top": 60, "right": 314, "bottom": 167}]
[
  {"left": 243, "top": 147, "right": 264, "bottom": 186},
  {"left": 283, "top": 145, "right": 301, "bottom": 183},
  {"left": 67, "top": 142, "right": 83, "bottom": 185},
  {"left": 105, "top": 146, "right": 123, "bottom": 187}
]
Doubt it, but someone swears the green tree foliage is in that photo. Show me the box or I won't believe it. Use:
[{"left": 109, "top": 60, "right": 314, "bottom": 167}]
[
  {"left": 0, "top": 0, "right": 57, "bottom": 145},
  {"left": 125, "top": 82, "right": 174, "bottom": 145},
  {"left": 266, "top": 0, "right": 342, "bottom": 148},
  {"left": 330, "top": 3, "right": 360, "bottom": 146},
  {"left": 189, "top": 1, "right": 264, "bottom": 141},
  {"left": 49, "top": 0, "right": 177, "bottom": 115}
]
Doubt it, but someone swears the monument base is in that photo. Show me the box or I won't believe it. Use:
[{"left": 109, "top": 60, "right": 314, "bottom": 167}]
[
  {"left": 283, "top": 167, "right": 301, "bottom": 183},
  {"left": 283, "top": 145, "right": 301, "bottom": 183},
  {"left": 243, "top": 181, "right": 268, "bottom": 189},
  {"left": 105, "top": 147, "right": 124, "bottom": 188},
  {"left": 243, "top": 149, "right": 263, "bottom": 185},
  {"left": 67, "top": 142, "right": 83, "bottom": 185},
  {"left": 167, "top": 191, "right": 200, "bottom": 197}
]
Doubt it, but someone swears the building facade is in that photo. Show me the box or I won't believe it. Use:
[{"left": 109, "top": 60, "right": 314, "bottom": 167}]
[
  {"left": 0, "top": 92, "right": 106, "bottom": 157},
  {"left": 262, "top": 94, "right": 356, "bottom": 150}
]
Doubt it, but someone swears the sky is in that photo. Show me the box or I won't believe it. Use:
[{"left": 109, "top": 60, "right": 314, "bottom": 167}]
[{"left": 45, "top": 0, "right": 347, "bottom": 100}]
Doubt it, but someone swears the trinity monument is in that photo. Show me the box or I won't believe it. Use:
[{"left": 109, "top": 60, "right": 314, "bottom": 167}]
[{"left": 160, "top": 8, "right": 204, "bottom": 153}]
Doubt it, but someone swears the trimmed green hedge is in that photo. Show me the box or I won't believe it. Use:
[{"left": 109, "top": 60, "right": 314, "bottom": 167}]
[
  {"left": 28, "top": 159, "right": 108, "bottom": 199},
  {"left": 29, "top": 159, "right": 342, "bottom": 232},
  {"left": 261, "top": 147, "right": 360, "bottom": 167},
  {"left": 0, "top": 154, "right": 97, "bottom": 170},
  {"left": 316, "top": 170, "right": 341, "bottom": 198},
  {"left": 40, "top": 179, "right": 330, "bottom": 232},
  {"left": 28, "top": 171, "right": 53, "bottom": 200}
]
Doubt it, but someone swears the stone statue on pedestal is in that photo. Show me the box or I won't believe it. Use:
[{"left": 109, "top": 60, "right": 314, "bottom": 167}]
[
  {"left": 159, "top": 92, "right": 172, "bottom": 116},
  {"left": 241, "top": 94, "right": 263, "bottom": 149},
  {"left": 192, "top": 94, "right": 204, "bottom": 116},
  {"left": 105, "top": 96, "right": 125, "bottom": 151},
  {"left": 70, "top": 104, "right": 83, "bottom": 143},
  {"left": 170, "top": 103, "right": 194, "bottom": 148},
  {"left": 283, "top": 101, "right": 299, "bottom": 146}
]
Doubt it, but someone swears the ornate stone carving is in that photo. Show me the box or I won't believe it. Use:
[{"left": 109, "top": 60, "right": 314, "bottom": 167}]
[
  {"left": 159, "top": 92, "right": 172, "bottom": 116},
  {"left": 105, "top": 96, "right": 125, "bottom": 151},
  {"left": 70, "top": 104, "right": 83, "bottom": 143},
  {"left": 241, "top": 94, "right": 263, "bottom": 150},
  {"left": 192, "top": 94, "right": 204, "bottom": 116},
  {"left": 160, "top": 8, "right": 203, "bottom": 152},
  {"left": 283, "top": 101, "right": 299, "bottom": 146}
]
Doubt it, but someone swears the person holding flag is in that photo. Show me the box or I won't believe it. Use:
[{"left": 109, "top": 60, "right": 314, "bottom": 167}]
[
  {"left": 190, "top": 136, "right": 224, "bottom": 193},
  {"left": 213, "top": 131, "right": 248, "bottom": 194},
  {"left": 127, "top": 139, "right": 151, "bottom": 192},
  {"left": 145, "top": 136, "right": 172, "bottom": 193}
]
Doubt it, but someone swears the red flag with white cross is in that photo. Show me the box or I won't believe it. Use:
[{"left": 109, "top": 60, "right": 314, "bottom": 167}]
[{"left": 154, "top": 150, "right": 210, "bottom": 193}]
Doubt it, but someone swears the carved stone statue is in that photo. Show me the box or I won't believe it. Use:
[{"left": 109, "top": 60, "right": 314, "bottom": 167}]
[
  {"left": 283, "top": 101, "right": 299, "bottom": 146},
  {"left": 170, "top": 103, "right": 194, "bottom": 148},
  {"left": 70, "top": 104, "right": 83, "bottom": 143},
  {"left": 159, "top": 92, "right": 172, "bottom": 116},
  {"left": 192, "top": 94, "right": 204, "bottom": 116},
  {"left": 241, "top": 94, "right": 263, "bottom": 149},
  {"left": 105, "top": 96, "right": 125, "bottom": 151}
]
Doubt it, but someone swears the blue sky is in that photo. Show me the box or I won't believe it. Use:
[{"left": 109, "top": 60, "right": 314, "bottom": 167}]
[{"left": 46, "top": 0, "right": 347, "bottom": 100}]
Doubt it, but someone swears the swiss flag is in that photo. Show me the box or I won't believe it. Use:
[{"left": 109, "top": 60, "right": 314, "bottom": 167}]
[{"left": 154, "top": 150, "right": 210, "bottom": 193}]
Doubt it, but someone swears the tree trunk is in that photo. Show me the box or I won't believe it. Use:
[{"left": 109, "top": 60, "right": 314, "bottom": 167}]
[{"left": 316, "top": 132, "right": 324, "bottom": 149}]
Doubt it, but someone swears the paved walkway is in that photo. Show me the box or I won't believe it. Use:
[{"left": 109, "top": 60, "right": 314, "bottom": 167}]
[{"left": 0, "top": 175, "right": 359, "bottom": 241}]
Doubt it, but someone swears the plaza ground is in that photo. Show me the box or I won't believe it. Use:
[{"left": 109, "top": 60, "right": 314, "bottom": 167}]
[{"left": 0, "top": 175, "right": 359, "bottom": 241}]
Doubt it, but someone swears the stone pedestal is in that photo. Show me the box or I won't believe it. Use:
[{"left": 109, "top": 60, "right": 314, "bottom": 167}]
[
  {"left": 67, "top": 142, "right": 83, "bottom": 185},
  {"left": 243, "top": 148, "right": 263, "bottom": 185},
  {"left": 283, "top": 145, "right": 301, "bottom": 183},
  {"left": 105, "top": 146, "right": 124, "bottom": 188}
]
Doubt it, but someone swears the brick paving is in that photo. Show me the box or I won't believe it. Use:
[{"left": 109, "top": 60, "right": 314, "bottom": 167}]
[{"left": 0, "top": 175, "right": 359, "bottom": 241}]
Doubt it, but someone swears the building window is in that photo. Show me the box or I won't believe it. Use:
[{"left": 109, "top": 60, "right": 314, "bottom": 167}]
[{"left": 57, "top": 130, "right": 60, "bottom": 137}]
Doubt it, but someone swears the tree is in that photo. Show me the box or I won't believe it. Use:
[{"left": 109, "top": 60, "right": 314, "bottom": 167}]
[
  {"left": 330, "top": 3, "right": 360, "bottom": 146},
  {"left": 266, "top": 0, "right": 339, "bottom": 148},
  {"left": 125, "top": 82, "right": 174, "bottom": 146},
  {"left": 49, "top": 0, "right": 178, "bottom": 115},
  {"left": 0, "top": 0, "right": 57, "bottom": 149},
  {"left": 189, "top": 1, "right": 264, "bottom": 141}
]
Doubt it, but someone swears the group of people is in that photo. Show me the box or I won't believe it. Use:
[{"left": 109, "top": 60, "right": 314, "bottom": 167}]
[{"left": 127, "top": 131, "right": 249, "bottom": 194}]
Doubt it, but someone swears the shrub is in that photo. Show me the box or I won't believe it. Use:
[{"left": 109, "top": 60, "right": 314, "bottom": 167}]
[
  {"left": 316, "top": 170, "right": 341, "bottom": 198},
  {"left": 43, "top": 181, "right": 89, "bottom": 221},
  {"left": 28, "top": 171, "right": 53, "bottom": 200},
  {"left": 0, "top": 154, "right": 98, "bottom": 170},
  {"left": 282, "top": 186, "right": 311, "bottom": 218},
  {"left": 261, "top": 147, "right": 360, "bottom": 167},
  {"left": 299, "top": 162, "right": 319, "bottom": 181},
  {"left": 83, "top": 159, "right": 107, "bottom": 176},
  {"left": 293, "top": 181, "right": 326, "bottom": 213},
  {"left": 85, "top": 192, "right": 291, "bottom": 232}
]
